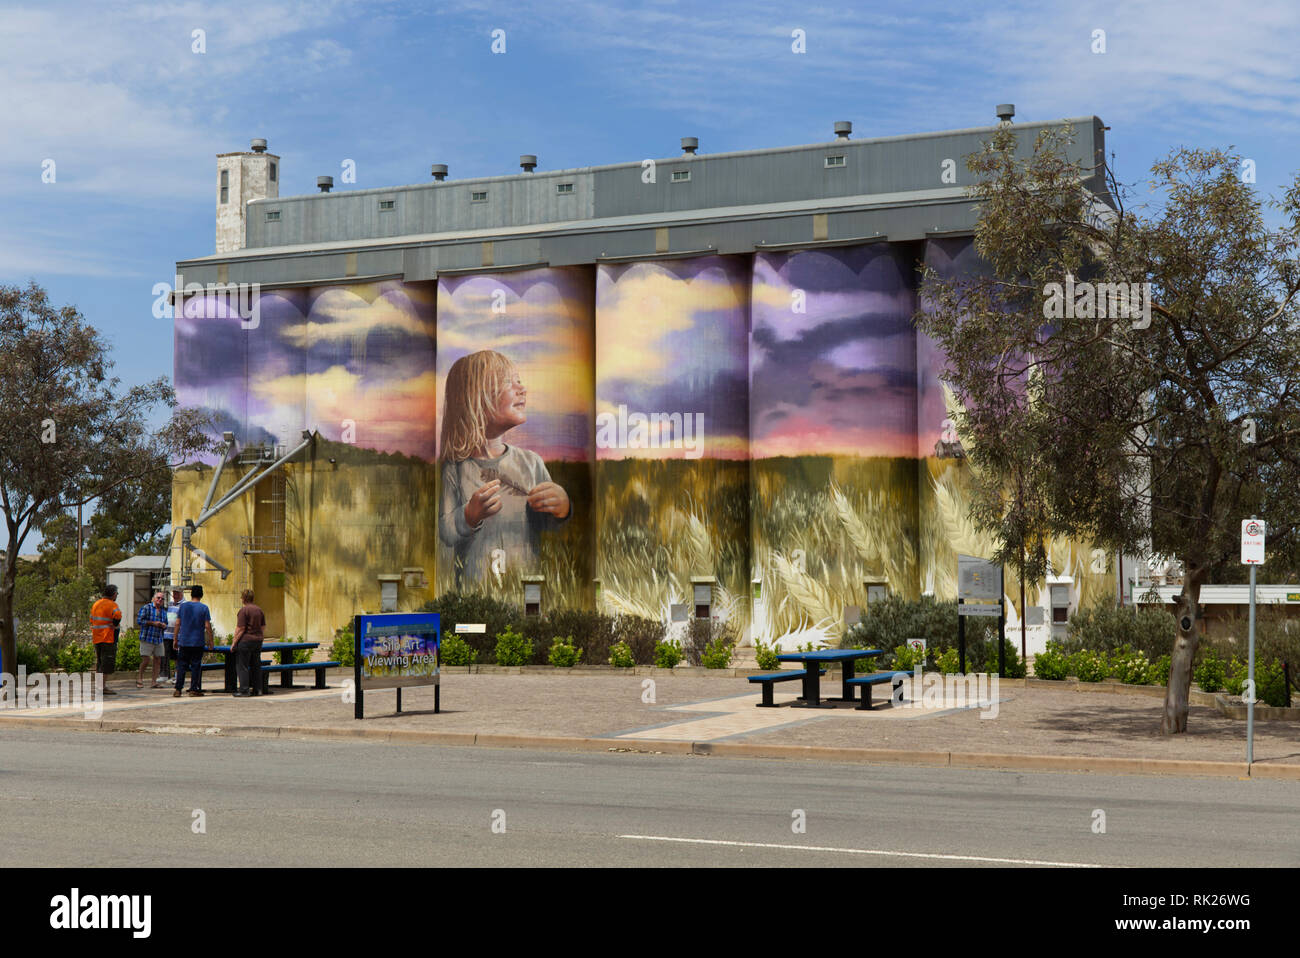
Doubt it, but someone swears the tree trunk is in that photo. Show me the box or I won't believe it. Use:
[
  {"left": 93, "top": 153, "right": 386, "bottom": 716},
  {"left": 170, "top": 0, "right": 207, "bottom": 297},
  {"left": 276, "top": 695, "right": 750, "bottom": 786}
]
[
  {"left": 0, "top": 548, "right": 17, "bottom": 677},
  {"left": 1161, "top": 570, "right": 1205, "bottom": 734}
]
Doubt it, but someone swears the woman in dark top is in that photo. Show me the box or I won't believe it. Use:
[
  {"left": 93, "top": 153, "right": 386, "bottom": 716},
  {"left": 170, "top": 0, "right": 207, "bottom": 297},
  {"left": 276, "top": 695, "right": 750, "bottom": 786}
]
[{"left": 232, "top": 589, "right": 267, "bottom": 697}]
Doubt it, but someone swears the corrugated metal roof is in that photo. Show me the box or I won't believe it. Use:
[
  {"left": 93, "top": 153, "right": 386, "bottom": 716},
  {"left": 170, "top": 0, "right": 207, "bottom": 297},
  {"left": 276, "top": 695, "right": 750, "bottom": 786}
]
[
  {"left": 105, "top": 555, "right": 169, "bottom": 572},
  {"left": 1144, "top": 585, "right": 1300, "bottom": 604}
]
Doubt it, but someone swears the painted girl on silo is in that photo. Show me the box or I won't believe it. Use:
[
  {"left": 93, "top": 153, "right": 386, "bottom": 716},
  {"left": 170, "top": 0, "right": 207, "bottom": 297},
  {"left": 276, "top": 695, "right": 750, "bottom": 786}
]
[{"left": 439, "top": 350, "right": 571, "bottom": 584}]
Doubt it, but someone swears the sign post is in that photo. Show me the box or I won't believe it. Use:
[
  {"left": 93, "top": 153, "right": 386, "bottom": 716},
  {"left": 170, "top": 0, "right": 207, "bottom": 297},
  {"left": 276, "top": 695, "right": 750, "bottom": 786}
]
[
  {"left": 353, "top": 612, "right": 441, "bottom": 720},
  {"left": 958, "top": 555, "right": 1003, "bottom": 674},
  {"left": 1241, "top": 518, "right": 1265, "bottom": 765}
]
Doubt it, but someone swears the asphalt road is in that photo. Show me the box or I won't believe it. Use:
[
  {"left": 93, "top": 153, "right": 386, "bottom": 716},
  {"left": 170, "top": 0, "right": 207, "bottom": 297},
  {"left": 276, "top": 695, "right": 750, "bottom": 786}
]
[{"left": 1, "top": 728, "right": 1297, "bottom": 867}]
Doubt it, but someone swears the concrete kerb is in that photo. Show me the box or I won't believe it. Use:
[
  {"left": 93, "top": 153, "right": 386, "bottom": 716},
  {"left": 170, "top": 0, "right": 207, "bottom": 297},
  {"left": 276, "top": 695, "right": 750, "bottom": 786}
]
[{"left": 0, "top": 713, "right": 1279, "bottom": 779}]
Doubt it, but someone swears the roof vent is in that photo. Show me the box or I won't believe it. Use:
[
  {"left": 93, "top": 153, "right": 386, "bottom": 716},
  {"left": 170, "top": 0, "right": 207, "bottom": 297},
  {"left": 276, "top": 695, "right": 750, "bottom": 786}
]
[
  {"left": 833, "top": 121, "right": 852, "bottom": 140},
  {"left": 431, "top": 163, "right": 448, "bottom": 181},
  {"left": 317, "top": 175, "right": 333, "bottom": 193},
  {"left": 520, "top": 154, "right": 537, "bottom": 173},
  {"left": 996, "top": 103, "right": 1015, "bottom": 124},
  {"left": 250, "top": 138, "right": 268, "bottom": 153},
  {"left": 680, "top": 137, "right": 698, "bottom": 155}
]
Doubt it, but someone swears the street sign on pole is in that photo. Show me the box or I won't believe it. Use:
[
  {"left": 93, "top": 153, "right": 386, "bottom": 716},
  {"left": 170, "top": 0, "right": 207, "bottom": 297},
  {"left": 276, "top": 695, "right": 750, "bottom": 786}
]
[
  {"left": 1241, "top": 519, "right": 1265, "bottom": 565},
  {"left": 1241, "top": 517, "right": 1265, "bottom": 765}
]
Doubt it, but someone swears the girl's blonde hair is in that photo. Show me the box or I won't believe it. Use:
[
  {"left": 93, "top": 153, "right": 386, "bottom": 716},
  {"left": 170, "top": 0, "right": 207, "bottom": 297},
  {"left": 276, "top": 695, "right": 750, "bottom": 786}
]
[{"left": 440, "top": 350, "right": 516, "bottom": 462}]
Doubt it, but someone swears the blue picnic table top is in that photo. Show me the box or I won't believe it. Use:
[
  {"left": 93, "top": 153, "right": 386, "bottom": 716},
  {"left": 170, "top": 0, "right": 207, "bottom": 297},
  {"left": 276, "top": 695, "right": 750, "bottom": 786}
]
[
  {"left": 776, "top": 648, "right": 882, "bottom": 663},
  {"left": 210, "top": 641, "right": 319, "bottom": 654}
]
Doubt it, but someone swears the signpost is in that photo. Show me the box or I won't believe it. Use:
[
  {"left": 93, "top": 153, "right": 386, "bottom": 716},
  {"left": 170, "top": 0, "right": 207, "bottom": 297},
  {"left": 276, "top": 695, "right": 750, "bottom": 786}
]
[
  {"left": 353, "top": 612, "right": 441, "bottom": 720},
  {"left": 1241, "top": 518, "right": 1265, "bottom": 764},
  {"left": 957, "top": 555, "right": 1005, "bottom": 675}
]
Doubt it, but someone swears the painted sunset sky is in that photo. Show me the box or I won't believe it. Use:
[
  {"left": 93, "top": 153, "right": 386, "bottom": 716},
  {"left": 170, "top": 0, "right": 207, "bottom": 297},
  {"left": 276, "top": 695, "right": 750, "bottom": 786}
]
[
  {"left": 174, "top": 280, "right": 437, "bottom": 463},
  {"left": 596, "top": 255, "right": 750, "bottom": 460},
  {"left": 750, "top": 244, "right": 918, "bottom": 459},
  {"left": 436, "top": 266, "right": 595, "bottom": 463}
]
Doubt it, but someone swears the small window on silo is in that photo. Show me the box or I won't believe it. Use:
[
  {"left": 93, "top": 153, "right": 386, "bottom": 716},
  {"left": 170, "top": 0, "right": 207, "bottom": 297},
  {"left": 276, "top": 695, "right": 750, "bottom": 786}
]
[
  {"left": 471, "top": 190, "right": 488, "bottom": 202},
  {"left": 693, "top": 583, "right": 712, "bottom": 619},
  {"left": 824, "top": 155, "right": 846, "bottom": 168},
  {"left": 557, "top": 183, "right": 574, "bottom": 194},
  {"left": 379, "top": 200, "right": 395, "bottom": 211},
  {"left": 220, "top": 169, "right": 229, "bottom": 204},
  {"left": 524, "top": 582, "right": 541, "bottom": 616},
  {"left": 672, "top": 170, "right": 691, "bottom": 182},
  {"left": 265, "top": 210, "right": 280, "bottom": 222},
  {"left": 269, "top": 162, "right": 277, "bottom": 182}
]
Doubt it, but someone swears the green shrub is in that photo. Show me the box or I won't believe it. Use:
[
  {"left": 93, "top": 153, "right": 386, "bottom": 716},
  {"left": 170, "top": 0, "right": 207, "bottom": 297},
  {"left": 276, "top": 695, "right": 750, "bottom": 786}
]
[
  {"left": 422, "top": 591, "right": 519, "bottom": 663},
  {"left": 607, "top": 641, "right": 635, "bottom": 668},
  {"left": 1063, "top": 604, "right": 1176, "bottom": 659},
  {"left": 57, "top": 641, "right": 96, "bottom": 674},
  {"left": 701, "top": 635, "right": 734, "bottom": 669},
  {"left": 494, "top": 626, "right": 534, "bottom": 666},
  {"left": 891, "top": 643, "right": 926, "bottom": 672},
  {"left": 114, "top": 628, "right": 141, "bottom": 672},
  {"left": 1032, "top": 642, "right": 1069, "bottom": 680},
  {"left": 1068, "top": 648, "right": 1109, "bottom": 682},
  {"left": 330, "top": 628, "right": 356, "bottom": 668},
  {"left": 979, "top": 638, "right": 1028, "bottom": 678},
  {"left": 1150, "top": 654, "right": 1172, "bottom": 686},
  {"left": 613, "top": 615, "right": 667, "bottom": 665},
  {"left": 547, "top": 635, "right": 582, "bottom": 668},
  {"left": 934, "top": 647, "right": 960, "bottom": 674},
  {"left": 1223, "top": 657, "right": 1248, "bottom": 696},
  {"left": 1195, "top": 652, "right": 1227, "bottom": 693},
  {"left": 843, "top": 595, "right": 957, "bottom": 661},
  {"left": 440, "top": 634, "right": 478, "bottom": 666},
  {"left": 1109, "top": 646, "right": 1151, "bottom": 685},
  {"left": 653, "top": 640, "right": 682, "bottom": 669},
  {"left": 16, "top": 642, "right": 49, "bottom": 672},
  {"left": 754, "top": 640, "right": 780, "bottom": 671},
  {"left": 1258, "top": 660, "right": 1288, "bottom": 707}
]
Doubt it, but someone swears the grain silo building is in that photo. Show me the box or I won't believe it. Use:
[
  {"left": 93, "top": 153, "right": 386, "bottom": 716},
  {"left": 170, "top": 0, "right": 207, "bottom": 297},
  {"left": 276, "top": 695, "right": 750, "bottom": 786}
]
[{"left": 172, "top": 109, "right": 1115, "bottom": 649}]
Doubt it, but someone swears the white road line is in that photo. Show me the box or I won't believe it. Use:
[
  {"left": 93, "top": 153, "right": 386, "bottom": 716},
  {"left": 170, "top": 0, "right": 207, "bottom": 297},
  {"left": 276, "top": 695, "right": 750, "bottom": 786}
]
[{"left": 617, "top": 834, "right": 1104, "bottom": 868}]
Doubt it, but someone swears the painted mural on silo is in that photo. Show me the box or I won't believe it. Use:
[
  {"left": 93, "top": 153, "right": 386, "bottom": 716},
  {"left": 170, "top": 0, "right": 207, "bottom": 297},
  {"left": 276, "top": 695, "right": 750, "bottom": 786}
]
[
  {"left": 750, "top": 244, "right": 919, "bottom": 646},
  {"left": 595, "top": 256, "right": 750, "bottom": 633},
  {"left": 919, "top": 239, "right": 1111, "bottom": 618},
  {"left": 172, "top": 281, "right": 438, "bottom": 639},
  {"left": 292, "top": 281, "right": 438, "bottom": 640},
  {"left": 172, "top": 287, "right": 309, "bottom": 632},
  {"left": 435, "top": 267, "right": 595, "bottom": 611}
]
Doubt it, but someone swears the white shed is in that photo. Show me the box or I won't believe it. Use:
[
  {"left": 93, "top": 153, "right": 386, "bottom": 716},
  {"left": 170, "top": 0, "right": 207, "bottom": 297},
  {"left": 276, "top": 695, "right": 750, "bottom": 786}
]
[{"left": 104, "top": 556, "right": 169, "bottom": 629}]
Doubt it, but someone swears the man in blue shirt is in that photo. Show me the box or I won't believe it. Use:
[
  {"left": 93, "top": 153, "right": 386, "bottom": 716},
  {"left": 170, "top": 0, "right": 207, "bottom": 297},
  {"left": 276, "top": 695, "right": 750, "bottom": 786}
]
[{"left": 173, "top": 585, "right": 214, "bottom": 697}]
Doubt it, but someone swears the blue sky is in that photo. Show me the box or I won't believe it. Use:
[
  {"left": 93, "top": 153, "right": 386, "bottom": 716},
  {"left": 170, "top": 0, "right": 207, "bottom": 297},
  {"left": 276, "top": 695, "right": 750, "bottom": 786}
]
[{"left": 2, "top": 0, "right": 1299, "bottom": 542}]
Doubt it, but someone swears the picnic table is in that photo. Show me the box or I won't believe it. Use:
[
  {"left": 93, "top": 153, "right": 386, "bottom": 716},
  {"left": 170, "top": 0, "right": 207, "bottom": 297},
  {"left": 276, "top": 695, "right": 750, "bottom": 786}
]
[
  {"left": 208, "top": 642, "right": 321, "bottom": 693},
  {"left": 775, "top": 648, "right": 883, "bottom": 708}
]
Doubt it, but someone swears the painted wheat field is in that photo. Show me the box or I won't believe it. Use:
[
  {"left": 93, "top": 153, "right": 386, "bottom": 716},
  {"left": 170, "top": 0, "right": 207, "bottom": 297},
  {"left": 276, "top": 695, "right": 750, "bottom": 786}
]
[
  {"left": 596, "top": 458, "right": 750, "bottom": 631},
  {"left": 752, "top": 456, "right": 918, "bottom": 645}
]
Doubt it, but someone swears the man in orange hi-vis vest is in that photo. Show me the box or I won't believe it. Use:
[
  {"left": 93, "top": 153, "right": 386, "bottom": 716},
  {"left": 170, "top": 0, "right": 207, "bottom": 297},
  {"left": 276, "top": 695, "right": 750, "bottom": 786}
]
[{"left": 89, "top": 584, "right": 123, "bottom": 696}]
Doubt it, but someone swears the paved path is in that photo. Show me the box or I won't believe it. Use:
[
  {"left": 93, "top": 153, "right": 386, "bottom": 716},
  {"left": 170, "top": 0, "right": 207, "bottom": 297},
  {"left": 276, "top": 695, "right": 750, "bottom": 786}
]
[{"left": 2, "top": 729, "right": 1297, "bottom": 867}]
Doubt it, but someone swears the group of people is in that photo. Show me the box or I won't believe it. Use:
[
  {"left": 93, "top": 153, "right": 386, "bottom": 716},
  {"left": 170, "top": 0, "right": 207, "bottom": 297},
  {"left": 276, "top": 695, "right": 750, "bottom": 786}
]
[{"left": 90, "top": 584, "right": 268, "bottom": 697}]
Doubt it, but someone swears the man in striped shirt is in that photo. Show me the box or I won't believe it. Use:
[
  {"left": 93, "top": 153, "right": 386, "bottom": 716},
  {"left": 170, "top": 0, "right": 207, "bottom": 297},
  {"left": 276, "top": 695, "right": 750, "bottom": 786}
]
[{"left": 137, "top": 592, "right": 168, "bottom": 688}]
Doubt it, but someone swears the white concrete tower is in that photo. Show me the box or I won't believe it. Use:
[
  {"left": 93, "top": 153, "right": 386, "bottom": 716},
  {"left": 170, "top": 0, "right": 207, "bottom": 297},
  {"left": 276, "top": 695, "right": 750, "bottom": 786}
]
[{"left": 216, "top": 138, "right": 280, "bottom": 254}]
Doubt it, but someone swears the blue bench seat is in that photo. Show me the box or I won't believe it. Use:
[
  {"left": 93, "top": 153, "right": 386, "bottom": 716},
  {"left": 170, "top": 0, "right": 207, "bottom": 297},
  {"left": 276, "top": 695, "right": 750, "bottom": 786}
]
[
  {"left": 260, "top": 661, "right": 341, "bottom": 693},
  {"left": 845, "top": 671, "right": 907, "bottom": 710},
  {"left": 748, "top": 669, "right": 827, "bottom": 707}
]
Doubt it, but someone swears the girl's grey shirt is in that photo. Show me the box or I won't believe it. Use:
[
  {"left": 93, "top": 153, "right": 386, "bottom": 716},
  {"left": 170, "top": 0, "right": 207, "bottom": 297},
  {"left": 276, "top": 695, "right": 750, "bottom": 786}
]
[{"left": 438, "top": 444, "right": 568, "bottom": 580}]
